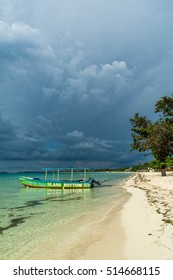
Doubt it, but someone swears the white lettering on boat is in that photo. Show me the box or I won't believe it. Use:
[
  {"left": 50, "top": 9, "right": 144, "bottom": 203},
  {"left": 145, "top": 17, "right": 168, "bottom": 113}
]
[
  {"left": 64, "top": 183, "right": 83, "bottom": 187},
  {"left": 46, "top": 182, "right": 86, "bottom": 187},
  {"left": 47, "top": 183, "right": 62, "bottom": 187}
]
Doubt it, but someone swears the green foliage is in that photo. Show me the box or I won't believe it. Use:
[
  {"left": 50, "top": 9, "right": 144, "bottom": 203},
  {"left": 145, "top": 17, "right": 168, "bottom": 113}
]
[
  {"left": 130, "top": 95, "right": 173, "bottom": 163},
  {"left": 130, "top": 113, "right": 152, "bottom": 152},
  {"left": 149, "top": 160, "right": 167, "bottom": 169},
  {"left": 129, "top": 158, "right": 173, "bottom": 171},
  {"left": 165, "top": 157, "right": 173, "bottom": 168},
  {"left": 155, "top": 95, "right": 173, "bottom": 120},
  {"left": 130, "top": 165, "right": 144, "bottom": 172},
  {"left": 148, "top": 121, "right": 173, "bottom": 161}
]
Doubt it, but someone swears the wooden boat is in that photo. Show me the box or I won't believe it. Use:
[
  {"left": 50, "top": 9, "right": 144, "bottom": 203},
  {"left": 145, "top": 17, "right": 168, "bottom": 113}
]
[{"left": 19, "top": 168, "right": 100, "bottom": 189}]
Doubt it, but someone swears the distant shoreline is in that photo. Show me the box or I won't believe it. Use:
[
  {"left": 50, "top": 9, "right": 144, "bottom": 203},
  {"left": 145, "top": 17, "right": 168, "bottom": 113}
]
[{"left": 0, "top": 170, "right": 132, "bottom": 175}]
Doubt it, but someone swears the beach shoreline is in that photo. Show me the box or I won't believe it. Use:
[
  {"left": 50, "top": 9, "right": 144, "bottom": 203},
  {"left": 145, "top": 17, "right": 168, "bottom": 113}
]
[{"left": 80, "top": 172, "right": 173, "bottom": 260}]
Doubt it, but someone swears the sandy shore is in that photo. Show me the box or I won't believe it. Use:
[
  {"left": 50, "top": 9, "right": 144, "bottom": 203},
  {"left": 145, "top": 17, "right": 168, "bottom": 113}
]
[{"left": 80, "top": 172, "right": 173, "bottom": 260}]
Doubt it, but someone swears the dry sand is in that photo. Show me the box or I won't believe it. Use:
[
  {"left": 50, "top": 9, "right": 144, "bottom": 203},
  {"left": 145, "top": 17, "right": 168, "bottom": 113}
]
[{"left": 80, "top": 172, "right": 173, "bottom": 260}]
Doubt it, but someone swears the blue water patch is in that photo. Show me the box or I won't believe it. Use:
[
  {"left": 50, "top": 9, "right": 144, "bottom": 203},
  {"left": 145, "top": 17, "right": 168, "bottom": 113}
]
[{"left": 0, "top": 172, "right": 131, "bottom": 259}]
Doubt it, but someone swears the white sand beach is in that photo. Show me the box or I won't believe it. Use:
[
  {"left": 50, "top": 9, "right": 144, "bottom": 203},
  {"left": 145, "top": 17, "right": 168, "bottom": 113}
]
[{"left": 80, "top": 172, "right": 173, "bottom": 260}]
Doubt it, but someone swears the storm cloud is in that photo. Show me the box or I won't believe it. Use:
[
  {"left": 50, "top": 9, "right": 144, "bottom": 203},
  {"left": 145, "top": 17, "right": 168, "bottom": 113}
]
[{"left": 0, "top": 0, "right": 173, "bottom": 171}]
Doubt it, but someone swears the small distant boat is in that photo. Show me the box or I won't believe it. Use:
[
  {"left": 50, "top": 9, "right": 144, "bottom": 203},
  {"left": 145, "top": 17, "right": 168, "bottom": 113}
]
[{"left": 19, "top": 168, "right": 100, "bottom": 189}]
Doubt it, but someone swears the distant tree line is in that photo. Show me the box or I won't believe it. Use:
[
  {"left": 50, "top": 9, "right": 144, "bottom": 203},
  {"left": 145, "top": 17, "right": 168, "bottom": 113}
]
[
  {"left": 130, "top": 157, "right": 173, "bottom": 172},
  {"left": 94, "top": 156, "right": 173, "bottom": 172}
]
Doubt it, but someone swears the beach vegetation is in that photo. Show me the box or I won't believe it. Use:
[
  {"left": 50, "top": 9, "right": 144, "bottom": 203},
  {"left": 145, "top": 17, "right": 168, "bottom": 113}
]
[
  {"left": 149, "top": 160, "right": 167, "bottom": 169},
  {"left": 128, "top": 157, "right": 173, "bottom": 172},
  {"left": 165, "top": 157, "right": 173, "bottom": 168},
  {"left": 130, "top": 94, "right": 173, "bottom": 164}
]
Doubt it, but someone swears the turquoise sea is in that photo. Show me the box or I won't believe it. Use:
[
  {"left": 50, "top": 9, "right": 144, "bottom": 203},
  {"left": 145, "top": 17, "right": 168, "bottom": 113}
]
[{"left": 0, "top": 172, "right": 131, "bottom": 260}]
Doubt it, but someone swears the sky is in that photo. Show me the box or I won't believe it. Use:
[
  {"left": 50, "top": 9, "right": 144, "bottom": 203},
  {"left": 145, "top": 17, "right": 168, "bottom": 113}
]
[{"left": 0, "top": 0, "right": 173, "bottom": 171}]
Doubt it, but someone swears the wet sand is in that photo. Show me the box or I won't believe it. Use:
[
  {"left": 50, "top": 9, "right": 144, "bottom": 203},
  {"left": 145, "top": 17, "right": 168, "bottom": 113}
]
[{"left": 80, "top": 172, "right": 173, "bottom": 260}]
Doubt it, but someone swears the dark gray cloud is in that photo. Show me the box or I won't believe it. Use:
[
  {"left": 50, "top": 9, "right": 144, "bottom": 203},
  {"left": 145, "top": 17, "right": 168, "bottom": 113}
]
[{"left": 0, "top": 0, "right": 173, "bottom": 171}]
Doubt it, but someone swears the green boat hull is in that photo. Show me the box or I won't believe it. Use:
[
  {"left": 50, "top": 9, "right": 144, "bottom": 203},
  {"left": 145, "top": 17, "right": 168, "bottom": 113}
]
[{"left": 19, "top": 177, "right": 94, "bottom": 189}]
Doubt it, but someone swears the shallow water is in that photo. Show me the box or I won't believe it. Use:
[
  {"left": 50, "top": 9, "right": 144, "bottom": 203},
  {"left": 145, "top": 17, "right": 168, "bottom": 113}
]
[{"left": 0, "top": 172, "right": 131, "bottom": 259}]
